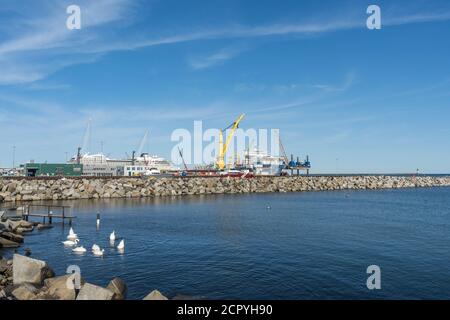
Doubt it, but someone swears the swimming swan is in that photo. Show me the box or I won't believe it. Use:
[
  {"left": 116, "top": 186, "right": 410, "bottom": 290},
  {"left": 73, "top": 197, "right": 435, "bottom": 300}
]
[
  {"left": 117, "top": 239, "right": 125, "bottom": 250},
  {"left": 62, "top": 239, "right": 79, "bottom": 246},
  {"left": 93, "top": 249, "right": 104, "bottom": 256},
  {"left": 109, "top": 231, "right": 116, "bottom": 241},
  {"left": 72, "top": 246, "right": 87, "bottom": 253},
  {"left": 67, "top": 227, "right": 78, "bottom": 240},
  {"left": 92, "top": 245, "right": 104, "bottom": 256}
]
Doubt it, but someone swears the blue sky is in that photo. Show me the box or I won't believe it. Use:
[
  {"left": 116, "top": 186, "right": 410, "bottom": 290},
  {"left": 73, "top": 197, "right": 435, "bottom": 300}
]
[{"left": 0, "top": 0, "right": 450, "bottom": 173}]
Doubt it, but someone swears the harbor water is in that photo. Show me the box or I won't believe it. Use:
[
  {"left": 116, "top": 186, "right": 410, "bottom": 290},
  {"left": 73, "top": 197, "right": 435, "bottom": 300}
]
[{"left": 2, "top": 187, "right": 450, "bottom": 299}]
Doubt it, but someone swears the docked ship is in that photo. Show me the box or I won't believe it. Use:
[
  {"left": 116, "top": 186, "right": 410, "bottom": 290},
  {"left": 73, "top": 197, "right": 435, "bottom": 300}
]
[
  {"left": 68, "top": 152, "right": 176, "bottom": 177},
  {"left": 134, "top": 153, "right": 175, "bottom": 172},
  {"left": 241, "top": 148, "right": 285, "bottom": 176}
]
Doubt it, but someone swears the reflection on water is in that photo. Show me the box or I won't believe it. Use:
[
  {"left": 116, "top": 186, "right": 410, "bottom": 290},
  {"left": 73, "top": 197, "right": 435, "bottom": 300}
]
[{"left": 2, "top": 188, "right": 450, "bottom": 299}]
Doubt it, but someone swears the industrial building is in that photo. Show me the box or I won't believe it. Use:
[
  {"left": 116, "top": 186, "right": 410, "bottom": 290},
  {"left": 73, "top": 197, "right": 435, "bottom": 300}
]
[{"left": 22, "top": 163, "right": 83, "bottom": 177}]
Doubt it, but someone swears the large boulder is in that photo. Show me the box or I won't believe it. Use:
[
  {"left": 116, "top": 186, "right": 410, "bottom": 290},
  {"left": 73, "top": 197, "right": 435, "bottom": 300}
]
[
  {"left": 15, "top": 226, "right": 34, "bottom": 234},
  {"left": 0, "top": 237, "right": 20, "bottom": 248},
  {"left": 13, "top": 254, "right": 54, "bottom": 285},
  {"left": 76, "top": 283, "right": 114, "bottom": 300},
  {"left": 143, "top": 289, "right": 168, "bottom": 300},
  {"left": 6, "top": 220, "right": 31, "bottom": 231},
  {"left": 7, "top": 220, "right": 21, "bottom": 231},
  {"left": 18, "top": 220, "right": 33, "bottom": 228},
  {"left": 0, "top": 258, "right": 10, "bottom": 274},
  {"left": 106, "top": 277, "right": 127, "bottom": 300},
  {"left": 0, "top": 231, "right": 24, "bottom": 243},
  {"left": 41, "top": 274, "right": 85, "bottom": 300},
  {"left": 11, "top": 283, "right": 39, "bottom": 300}
]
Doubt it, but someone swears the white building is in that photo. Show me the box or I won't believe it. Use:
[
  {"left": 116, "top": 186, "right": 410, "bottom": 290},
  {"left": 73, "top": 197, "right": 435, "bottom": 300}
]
[
  {"left": 124, "top": 165, "right": 161, "bottom": 177},
  {"left": 69, "top": 152, "right": 176, "bottom": 177}
]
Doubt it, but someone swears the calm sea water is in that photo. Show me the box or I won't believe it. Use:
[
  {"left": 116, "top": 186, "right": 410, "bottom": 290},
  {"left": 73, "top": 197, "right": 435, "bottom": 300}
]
[{"left": 2, "top": 187, "right": 450, "bottom": 300}]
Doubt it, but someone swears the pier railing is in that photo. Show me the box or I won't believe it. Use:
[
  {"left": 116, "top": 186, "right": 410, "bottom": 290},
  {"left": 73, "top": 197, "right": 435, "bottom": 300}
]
[{"left": 23, "top": 204, "right": 76, "bottom": 225}]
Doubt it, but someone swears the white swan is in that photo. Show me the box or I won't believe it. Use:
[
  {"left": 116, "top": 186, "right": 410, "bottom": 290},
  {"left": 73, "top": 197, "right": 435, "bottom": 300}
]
[
  {"left": 93, "top": 248, "right": 105, "bottom": 256},
  {"left": 91, "top": 244, "right": 100, "bottom": 252},
  {"left": 72, "top": 246, "right": 86, "bottom": 253},
  {"left": 109, "top": 231, "right": 116, "bottom": 241},
  {"left": 62, "top": 239, "right": 79, "bottom": 246},
  {"left": 67, "top": 227, "right": 78, "bottom": 240},
  {"left": 117, "top": 239, "right": 125, "bottom": 250}
]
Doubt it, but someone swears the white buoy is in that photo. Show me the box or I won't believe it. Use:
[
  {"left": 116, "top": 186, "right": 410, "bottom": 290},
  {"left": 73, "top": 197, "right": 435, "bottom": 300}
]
[{"left": 96, "top": 213, "right": 100, "bottom": 229}]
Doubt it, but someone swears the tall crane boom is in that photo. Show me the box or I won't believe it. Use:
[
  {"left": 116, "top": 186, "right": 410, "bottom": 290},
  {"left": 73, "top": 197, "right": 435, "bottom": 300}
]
[
  {"left": 81, "top": 118, "right": 92, "bottom": 154},
  {"left": 217, "top": 114, "right": 245, "bottom": 170},
  {"left": 137, "top": 130, "right": 149, "bottom": 156},
  {"left": 178, "top": 147, "right": 188, "bottom": 172},
  {"left": 279, "top": 136, "right": 289, "bottom": 167}
]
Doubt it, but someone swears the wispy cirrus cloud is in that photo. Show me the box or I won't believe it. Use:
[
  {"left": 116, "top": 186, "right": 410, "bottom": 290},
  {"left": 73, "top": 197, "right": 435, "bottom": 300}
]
[
  {"left": 1, "top": 1, "right": 450, "bottom": 85},
  {"left": 188, "top": 47, "right": 245, "bottom": 70},
  {"left": 0, "top": 0, "right": 138, "bottom": 84},
  {"left": 312, "top": 73, "right": 356, "bottom": 93}
]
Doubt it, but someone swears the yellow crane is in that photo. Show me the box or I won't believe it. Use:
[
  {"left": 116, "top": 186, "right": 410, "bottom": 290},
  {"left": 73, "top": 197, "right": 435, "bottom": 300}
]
[{"left": 216, "top": 114, "right": 245, "bottom": 170}]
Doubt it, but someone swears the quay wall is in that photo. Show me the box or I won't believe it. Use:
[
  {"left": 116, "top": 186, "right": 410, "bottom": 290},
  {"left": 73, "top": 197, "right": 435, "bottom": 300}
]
[{"left": 1, "top": 175, "right": 450, "bottom": 203}]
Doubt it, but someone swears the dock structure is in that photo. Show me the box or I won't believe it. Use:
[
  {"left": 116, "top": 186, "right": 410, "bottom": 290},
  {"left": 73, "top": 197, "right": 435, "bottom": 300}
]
[{"left": 23, "top": 204, "right": 76, "bottom": 225}]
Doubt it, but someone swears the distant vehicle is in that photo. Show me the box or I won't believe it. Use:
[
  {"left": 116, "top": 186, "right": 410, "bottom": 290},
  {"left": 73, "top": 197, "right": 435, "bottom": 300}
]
[
  {"left": 144, "top": 168, "right": 161, "bottom": 176},
  {"left": 219, "top": 169, "right": 254, "bottom": 178}
]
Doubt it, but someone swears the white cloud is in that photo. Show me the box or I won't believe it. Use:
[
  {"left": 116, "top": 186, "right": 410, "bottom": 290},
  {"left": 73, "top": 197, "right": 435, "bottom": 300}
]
[
  {"left": 1, "top": 1, "right": 450, "bottom": 86},
  {"left": 188, "top": 47, "right": 244, "bottom": 70},
  {"left": 0, "top": 0, "right": 136, "bottom": 85},
  {"left": 312, "top": 73, "right": 356, "bottom": 93}
]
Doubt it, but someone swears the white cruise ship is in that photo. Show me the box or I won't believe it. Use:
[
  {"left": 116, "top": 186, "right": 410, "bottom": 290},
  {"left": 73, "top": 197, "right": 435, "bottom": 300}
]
[{"left": 243, "top": 148, "right": 285, "bottom": 176}]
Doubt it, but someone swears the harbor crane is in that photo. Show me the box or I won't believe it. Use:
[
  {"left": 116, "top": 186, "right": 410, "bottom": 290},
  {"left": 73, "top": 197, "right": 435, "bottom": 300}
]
[
  {"left": 216, "top": 114, "right": 245, "bottom": 170},
  {"left": 137, "top": 130, "right": 149, "bottom": 156},
  {"left": 178, "top": 147, "right": 188, "bottom": 172},
  {"left": 279, "top": 135, "right": 311, "bottom": 175},
  {"left": 278, "top": 136, "right": 290, "bottom": 167}
]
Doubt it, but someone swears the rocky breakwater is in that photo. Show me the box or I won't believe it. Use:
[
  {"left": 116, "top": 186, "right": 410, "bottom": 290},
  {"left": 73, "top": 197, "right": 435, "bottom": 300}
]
[
  {"left": 0, "top": 214, "right": 170, "bottom": 300},
  {"left": 0, "top": 175, "right": 450, "bottom": 203},
  {"left": 0, "top": 217, "right": 34, "bottom": 250},
  {"left": 0, "top": 254, "right": 170, "bottom": 300},
  {"left": 0, "top": 213, "right": 53, "bottom": 291}
]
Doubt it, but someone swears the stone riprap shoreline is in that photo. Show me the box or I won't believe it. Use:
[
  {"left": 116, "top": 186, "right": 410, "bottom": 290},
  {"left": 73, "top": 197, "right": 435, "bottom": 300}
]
[
  {"left": 1, "top": 175, "right": 450, "bottom": 203},
  {"left": 0, "top": 253, "right": 167, "bottom": 300},
  {"left": 0, "top": 218, "right": 168, "bottom": 300}
]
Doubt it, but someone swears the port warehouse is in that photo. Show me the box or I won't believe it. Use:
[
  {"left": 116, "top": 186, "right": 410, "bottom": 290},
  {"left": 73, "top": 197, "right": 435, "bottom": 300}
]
[
  {"left": 22, "top": 163, "right": 83, "bottom": 177},
  {"left": 20, "top": 162, "right": 162, "bottom": 177}
]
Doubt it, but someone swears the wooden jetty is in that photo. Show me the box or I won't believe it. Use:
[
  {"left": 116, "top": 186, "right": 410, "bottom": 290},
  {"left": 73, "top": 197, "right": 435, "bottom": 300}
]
[{"left": 22, "top": 204, "right": 76, "bottom": 225}]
